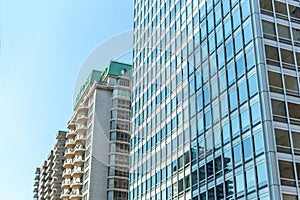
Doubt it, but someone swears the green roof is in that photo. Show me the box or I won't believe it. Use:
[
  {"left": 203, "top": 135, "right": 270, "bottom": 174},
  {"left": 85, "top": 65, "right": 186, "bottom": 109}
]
[
  {"left": 74, "top": 61, "right": 132, "bottom": 109},
  {"left": 101, "top": 60, "right": 132, "bottom": 80}
]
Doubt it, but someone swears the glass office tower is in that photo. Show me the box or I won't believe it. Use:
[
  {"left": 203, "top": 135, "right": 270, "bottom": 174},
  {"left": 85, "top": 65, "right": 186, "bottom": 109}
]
[{"left": 130, "top": 0, "right": 300, "bottom": 199}]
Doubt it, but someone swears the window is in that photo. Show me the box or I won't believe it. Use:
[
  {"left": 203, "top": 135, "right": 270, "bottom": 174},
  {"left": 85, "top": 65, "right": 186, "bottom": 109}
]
[
  {"left": 233, "top": 143, "right": 242, "bottom": 166},
  {"left": 243, "top": 137, "right": 253, "bottom": 161},
  {"left": 251, "top": 101, "right": 261, "bottom": 125},
  {"left": 282, "top": 194, "right": 298, "bottom": 200},
  {"left": 262, "top": 20, "right": 275, "bottom": 37},
  {"left": 248, "top": 73, "right": 258, "bottom": 97},
  {"left": 234, "top": 31, "right": 243, "bottom": 53},
  {"left": 279, "top": 160, "right": 295, "bottom": 187},
  {"left": 241, "top": 0, "right": 250, "bottom": 21},
  {"left": 275, "top": 129, "right": 291, "bottom": 153},
  {"left": 235, "top": 173, "right": 244, "bottom": 195},
  {"left": 253, "top": 130, "right": 264, "bottom": 155},
  {"left": 232, "top": 7, "right": 241, "bottom": 30},
  {"left": 241, "top": 108, "right": 250, "bottom": 132},
  {"left": 216, "top": 26, "right": 223, "bottom": 46},
  {"left": 222, "top": 122, "right": 230, "bottom": 144},
  {"left": 256, "top": 162, "right": 268, "bottom": 188},
  {"left": 268, "top": 71, "right": 283, "bottom": 93},
  {"left": 235, "top": 56, "right": 245, "bottom": 78},
  {"left": 224, "top": 16, "right": 232, "bottom": 38},
  {"left": 265, "top": 45, "right": 279, "bottom": 66},
  {"left": 214, "top": 128, "right": 221, "bottom": 151},
  {"left": 246, "top": 167, "right": 255, "bottom": 191},
  {"left": 292, "top": 131, "right": 300, "bottom": 155},
  {"left": 226, "top": 41, "right": 234, "bottom": 62},
  {"left": 228, "top": 63, "right": 236, "bottom": 86},
  {"left": 238, "top": 81, "right": 247, "bottom": 104},
  {"left": 272, "top": 99, "right": 286, "bottom": 119},
  {"left": 222, "top": 0, "right": 230, "bottom": 17},
  {"left": 229, "top": 89, "right": 238, "bottom": 112},
  {"left": 284, "top": 75, "right": 298, "bottom": 95},
  {"left": 231, "top": 115, "right": 240, "bottom": 138},
  {"left": 224, "top": 149, "right": 232, "bottom": 172},
  {"left": 243, "top": 23, "right": 252, "bottom": 45},
  {"left": 278, "top": 24, "right": 291, "bottom": 40}
]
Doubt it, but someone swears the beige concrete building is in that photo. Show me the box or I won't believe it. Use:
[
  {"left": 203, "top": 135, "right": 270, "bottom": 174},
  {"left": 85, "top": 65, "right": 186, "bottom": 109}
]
[{"left": 61, "top": 61, "right": 132, "bottom": 200}]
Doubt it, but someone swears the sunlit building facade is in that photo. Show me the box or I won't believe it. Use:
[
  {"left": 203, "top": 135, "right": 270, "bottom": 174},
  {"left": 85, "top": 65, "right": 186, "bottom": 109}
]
[
  {"left": 61, "top": 61, "right": 132, "bottom": 200},
  {"left": 130, "top": 0, "right": 300, "bottom": 199}
]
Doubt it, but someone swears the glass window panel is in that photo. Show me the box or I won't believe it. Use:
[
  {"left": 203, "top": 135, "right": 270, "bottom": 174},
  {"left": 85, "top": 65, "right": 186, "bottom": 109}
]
[
  {"left": 279, "top": 160, "right": 295, "bottom": 186},
  {"left": 238, "top": 81, "right": 247, "bottom": 104},
  {"left": 232, "top": 7, "right": 241, "bottom": 30},
  {"left": 233, "top": 143, "right": 242, "bottom": 165},
  {"left": 257, "top": 162, "right": 268, "bottom": 188},
  {"left": 222, "top": 0, "right": 230, "bottom": 17},
  {"left": 248, "top": 73, "right": 258, "bottom": 97},
  {"left": 216, "top": 25, "right": 223, "bottom": 46},
  {"left": 226, "top": 41, "right": 234, "bottom": 62},
  {"left": 224, "top": 16, "right": 232, "bottom": 38},
  {"left": 246, "top": 167, "right": 256, "bottom": 191},
  {"left": 243, "top": 23, "right": 252, "bottom": 45},
  {"left": 251, "top": 101, "right": 261, "bottom": 125},
  {"left": 229, "top": 89, "right": 237, "bottom": 112},
  {"left": 228, "top": 63, "right": 236, "bottom": 85},
  {"left": 224, "top": 149, "right": 232, "bottom": 172},
  {"left": 235, "top": 173, "right": 245, "bottom": 194},
  {"left": 231, "top": 115, "right": 240, "bottom": 138},
  {"left": 222, "top": 122, "right": 230, "bottom": 144},
  {"left": 275, "top": 129, "right": 291, "bottom": 153},
  {"left": 241, "top": 108, "right": 250, "bottom": 132},
  {"left": 278, "top": 24, "right": 291, "bottom": 39},
  {"left": 262, "top": 20, "right": 275, "bottom": 36},
  {"left": 254, "top": 130, "right": 264, "bottom": 155},
  {"left": 284, "top": 75, "right": 298, "bottom": 95},
  {"left": 236, "top": 55, "right": 245, "bottom": 78},
  {"left": 241, "top": 0, "right": 250, "bottom": 21},
  {"left": 243, "top": 137, "right": 252, "bottom": 161},
  {"left": 234, "top": 31, "right": 243, "bottom": 53}
]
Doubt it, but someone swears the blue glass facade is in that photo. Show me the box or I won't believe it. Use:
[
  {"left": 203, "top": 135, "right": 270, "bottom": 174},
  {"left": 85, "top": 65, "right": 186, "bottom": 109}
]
[{"left": 131, "top": 0, "right": 300, "bottom": 199}]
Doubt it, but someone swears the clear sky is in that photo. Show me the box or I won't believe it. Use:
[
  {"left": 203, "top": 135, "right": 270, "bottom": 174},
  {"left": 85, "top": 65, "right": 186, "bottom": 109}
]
[{"left": 0, "top": 0, "right": 133, "bottom": 199}]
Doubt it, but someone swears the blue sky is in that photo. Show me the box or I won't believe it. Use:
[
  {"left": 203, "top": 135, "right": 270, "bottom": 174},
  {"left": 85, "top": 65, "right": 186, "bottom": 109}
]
[{"left": 0, "top": 0, "right": 133, "bottom": 199}]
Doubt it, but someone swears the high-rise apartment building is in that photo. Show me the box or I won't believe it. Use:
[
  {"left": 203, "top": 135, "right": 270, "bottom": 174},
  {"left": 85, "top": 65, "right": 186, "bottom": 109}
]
[
  {"left": 61, "top": 61, "right": 132, "bottom": 200},
  {"left": 33, "top": 131, "right": 67, "bottom": 200},
  {"left": 130, "top": 0, "right": 300, "bottom": 199}
]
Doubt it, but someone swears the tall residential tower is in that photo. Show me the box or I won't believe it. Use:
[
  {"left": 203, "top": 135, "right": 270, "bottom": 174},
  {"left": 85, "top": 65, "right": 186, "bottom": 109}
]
[
  {"left": 61, "top": 61, "right": 132, "bottom": 200},
  {"left": 130, "top": 0, "right": 300, "bottom": 199}
]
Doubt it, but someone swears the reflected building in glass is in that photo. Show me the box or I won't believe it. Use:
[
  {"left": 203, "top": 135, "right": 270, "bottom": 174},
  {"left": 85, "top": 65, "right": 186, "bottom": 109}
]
[{"left": 130, "top": 0, "right": 300, "bottom": 199}]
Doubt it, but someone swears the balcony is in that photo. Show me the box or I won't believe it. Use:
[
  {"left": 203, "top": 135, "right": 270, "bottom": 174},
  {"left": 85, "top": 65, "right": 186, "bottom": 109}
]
[
  {"left": 71, "top": 180, "right": 83, "bottom": 189},
  {"left": 33, "top": 187, "right": 38, "bottom": 192},
  {"left": 77, "top": 104, "right": 88, "bottom": 115},
  {"left": 63, "top": 159, "right": 73, "bottom": 168},
  {"left": 34, "top": 181, "right": 38, "bottom": 186},
  {"left": 65, "top": 148, "right": 74, "bottom": 158},
  {"left": 75, "top": 134, "right": 86, "bottom": 145},
  {"left": 62, "top": 169, "right": 72, "bottom": 179},
  {"left": 65, "top": 139, "right": 75, "bottom": 148},
  {"left": 71, "top": 168, "right": 83, "bottom": 178},
  {"left": 73, "top": 156, "right": 84, "bottom": 167},
  {"left": 66, "top": 131, "right": 76, "bottom": 139},
  {"left": 74, "top": 145, "right": 85, "bottom": 156},
  {"left": 61, "top": 179, "right": 71, "bottom": 189},
  {"left": 67, "top": 120, "right": 76, "bottom": 130},
  {"left": 76, "top": 125, "right": 87, "bottom": 135},
  {"left": 70, "top": 189, "right": 82, "bottom": 199},
  {"left": 76, "top": 115, "right": 88, "bottom": 125},
  {"left": 60, "top": 190, "right": 70, "bottom": 199}
]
